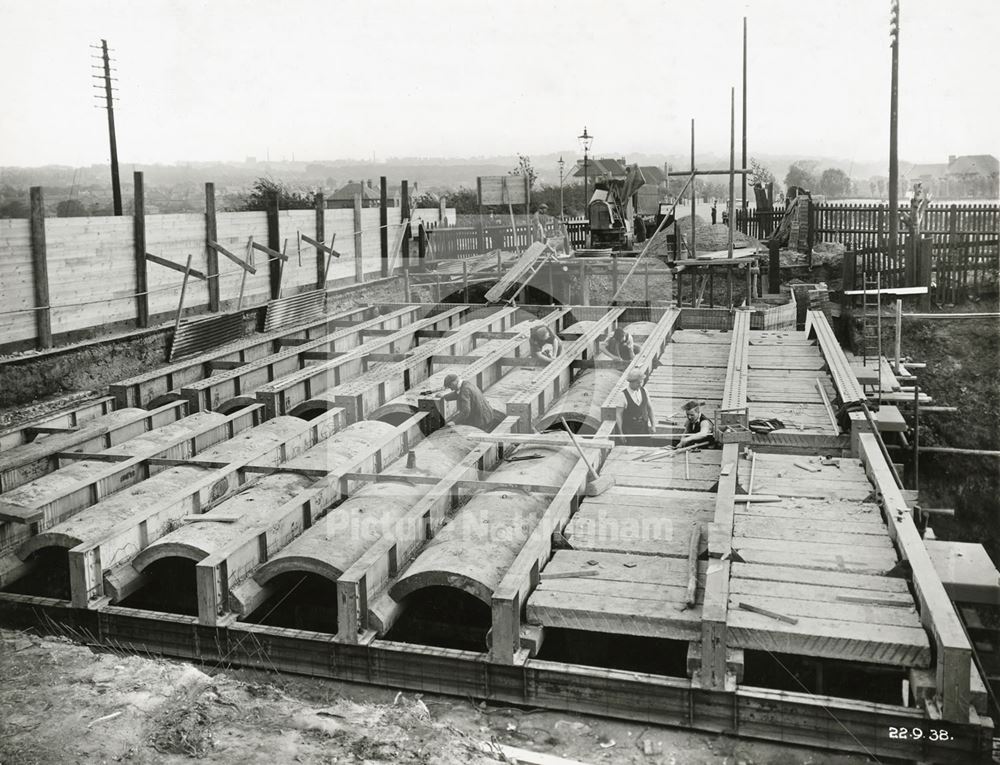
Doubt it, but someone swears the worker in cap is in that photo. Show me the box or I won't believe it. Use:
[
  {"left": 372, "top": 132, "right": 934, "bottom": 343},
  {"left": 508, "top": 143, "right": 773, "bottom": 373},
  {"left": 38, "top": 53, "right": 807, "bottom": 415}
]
[
  {"left": 605, "top": 325, "right": 639, "bottom": 362},
  {"left": 532, "top": 203, "right": 551, "bottom": 243},
  {"left": 677, "top": 399, "right": 715, "bottom": 448},
  {"left": 442, "top": 373, "right": 504, "bottom": 431},
  {"left": 530, "top": 325, "right": 561, "bottom": 362},
  {"left": 618, "top": 369, "right": 655, "bottom": 445}
]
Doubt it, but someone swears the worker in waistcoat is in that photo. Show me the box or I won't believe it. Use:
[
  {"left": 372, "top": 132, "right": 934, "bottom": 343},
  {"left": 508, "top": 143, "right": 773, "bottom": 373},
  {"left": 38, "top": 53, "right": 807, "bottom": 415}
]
[
  {"left": 619, "top": 369, "right": 656, "bottom": 446},
  {"left": 677, "top": 399, "right": 715, "bottom": 448}
]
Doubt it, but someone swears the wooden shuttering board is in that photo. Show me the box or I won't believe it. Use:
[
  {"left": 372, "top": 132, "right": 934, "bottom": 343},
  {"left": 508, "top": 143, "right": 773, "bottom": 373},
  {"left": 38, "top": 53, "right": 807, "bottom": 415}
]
[
  {"left": 0, "top": 396, "right": 117, "bottom": 454},
  {"left": 729, "top": 451, "right": 931, "bottom": 667},
  {"left": 808, "top": 310, "right": 865, "bottom": 404},
  {"left": 214, "top": 211, "right": 271, "bottom": 309},
  {"left": 45, "top": 216, "right": 137, "bottom": 332},
  {"left": 0, "top": 218, "right": 37, "bottom": 347},
  {"left": 111, "top": 305, "right": 373, "bottom": 407},
  {"left": 484, "top": 242, "right": 549, "bottom": 303},
  {"left": 144, "top": 213, "right": 211, "bottom": 317},
  {"left": 564, "top": 488, "right": 715, "bottom": 557}
]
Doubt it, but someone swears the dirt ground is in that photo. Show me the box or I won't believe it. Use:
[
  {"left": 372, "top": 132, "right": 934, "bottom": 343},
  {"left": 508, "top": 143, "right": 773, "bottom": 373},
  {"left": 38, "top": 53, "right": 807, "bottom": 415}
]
[{"left": 0, "top": 628, "right": 875, "bottom": 765}]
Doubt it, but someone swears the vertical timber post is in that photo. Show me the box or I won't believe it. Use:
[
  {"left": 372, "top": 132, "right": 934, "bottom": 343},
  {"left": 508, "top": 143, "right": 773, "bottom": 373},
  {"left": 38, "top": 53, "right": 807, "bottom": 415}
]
[
  {"left": 379, "top": 176, "right": 389, "bottom": 278},
  {"left": 28, "top": 187, "right": 52, "bottom": 349},
  {"left": 133, "top": 172, "right": 150, "bottom": 328},
  {"left": 265, "top": 189, "right": 281, "bottom": 300},
  {"left": 353, "top": 193, "right": 364, "bottom": 283},
  {"left": 768, "top": 239, "right": 780, "bottom": 294},
  {"left": 205, "top": 182, "right": 220, "bottom": 311},
  {"left": 742, "top": 17, "right": 748, "bottom": 214},
  {"left": 919, "top": 238, "right": 932, "bottom": 311},
  {"left": 400, "top": 179, "right": 410, "bottom": 265},
  {"left": 314, "top": 192, "right": 326, "bottom": 288}
]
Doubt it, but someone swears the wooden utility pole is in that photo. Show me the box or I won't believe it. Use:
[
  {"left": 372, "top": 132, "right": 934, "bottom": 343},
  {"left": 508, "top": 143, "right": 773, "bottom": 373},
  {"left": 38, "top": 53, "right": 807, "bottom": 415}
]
[
  {"left": 729, "top": 88, "right": 736, "bottom": 258},
  {"left": 690, "top": 119, "right": 696, "bottom": 256},
  {"left": 888, "top": 0, "right": 900, "bottom": 261},
  {"left": 742, "top": 17, "right": 748, "bottom": 213},
  {"left": 133, "top": 172, "right": 149, "bottom": 327},
  {"left": 93, "top": 39, "right": 122, "bottom": 216}
]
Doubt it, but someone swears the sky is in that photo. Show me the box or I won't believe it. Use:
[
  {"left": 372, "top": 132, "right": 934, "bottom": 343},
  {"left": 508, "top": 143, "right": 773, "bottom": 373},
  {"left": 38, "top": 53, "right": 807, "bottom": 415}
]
[{"left": 1, "top": 0, "right": 998, "bottom": 169}]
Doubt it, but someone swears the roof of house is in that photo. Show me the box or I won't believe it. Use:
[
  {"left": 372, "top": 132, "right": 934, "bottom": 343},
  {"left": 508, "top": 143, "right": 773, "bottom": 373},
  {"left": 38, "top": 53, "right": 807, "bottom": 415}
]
[
  {"left": 639, "top": 165, "right": 666, "bottom": 184},
  {"left": 948, "top": 154, "right": 999, "bottom": 176},
  {"left": 908, "top": 163, "right": 948, "bottom": 179},
  {"left": 330, "top": 181, "right": 380, "bottom": 201},
  {"left": 571, "top": 158, "right": 628, "bottom": 179}
]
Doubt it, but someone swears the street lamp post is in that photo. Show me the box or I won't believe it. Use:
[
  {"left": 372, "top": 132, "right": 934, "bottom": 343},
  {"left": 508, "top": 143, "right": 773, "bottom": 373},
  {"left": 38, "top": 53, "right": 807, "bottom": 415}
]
[
  {"left": 558, "top": 156, "right": 565, "bottom": 219},
  {"left": 578, "top": 126, "right": 593, "bottom": 219}
]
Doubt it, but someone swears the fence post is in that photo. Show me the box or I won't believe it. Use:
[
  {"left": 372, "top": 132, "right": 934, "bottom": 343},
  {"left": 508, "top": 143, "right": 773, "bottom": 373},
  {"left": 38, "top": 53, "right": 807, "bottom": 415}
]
[
  {"left": 947, "top": 204, "right": 958, "bottom": 305},
  {"left": 768, "top": 239, "right": 780, "bottom": 294},
  {"left": 379, "top": 176, "right": 389, "bottom": 278},
  {"left": 204, "top": 182, "right": 221, "bottom": 312},
  {"left": 353, "top": 193, "right": 364, "bottom": 283},
  {"left": 314, "top": 192, "right": 325, "bottom": 288},
  {"left": 840, "top": 250, "right": 856, "bottom": 316},
  {"left": 265, "top": 189, "right": 281, "bottom": 300},
  {"left": 806, "top": 198, "right": 815, "bottom": 268},
  {"left": 400, "top": 179, "right": 410, "bottom": 265},
  {"left": 919, "top": 237, "right": 932, "bottom": 311},
  {"left": 439, "top": 197, "right": 446, "bottom": 224},
  {"left": 28, "top": 187, "right": 52, "bottom": 349},
  {"left": 418, "top": 223, "right": 426, "bottom": 260},
  {"left": 133, "top": 172, "right": 150, "bottom": 328}
]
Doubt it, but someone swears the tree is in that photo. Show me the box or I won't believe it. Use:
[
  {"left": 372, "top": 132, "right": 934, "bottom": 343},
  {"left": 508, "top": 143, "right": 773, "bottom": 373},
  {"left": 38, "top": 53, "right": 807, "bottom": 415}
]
[
  {"left": 237, "top": 177, "right": 314, "bottom": 211},
  {"left": 510, "top": 154, "right": 537, "bottom": 189},
  {"left": 749, "top": 157, "right": 776, "bottom": 187},
  {"left": 784, "top": 162, "right": 817, "bottom": 192},
  {"left": 56, "top": 199, "right": 87, "bottom": 217},
  {"left": 818, "top": 168, "right": 852, "bottom": 198},
  {"left": 0, "top": 199, "right": 29, "bottom": 218}
]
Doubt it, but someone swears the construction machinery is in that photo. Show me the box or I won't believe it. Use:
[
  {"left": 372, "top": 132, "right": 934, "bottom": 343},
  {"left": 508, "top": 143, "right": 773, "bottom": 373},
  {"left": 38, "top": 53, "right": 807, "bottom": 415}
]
[{"left": 586, "top": 164, "right": 646, "bottom": 250}]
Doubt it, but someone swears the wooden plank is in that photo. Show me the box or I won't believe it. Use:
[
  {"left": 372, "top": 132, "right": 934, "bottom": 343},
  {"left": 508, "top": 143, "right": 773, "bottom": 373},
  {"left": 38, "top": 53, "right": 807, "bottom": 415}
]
[
  {"left": 526, "top": 588, "right": 702, "bottom": 640},
  {"left": 0, "top": 396, "right": 116, "bottom": 454},
  {"left": 204, "top": 183, "right": 220, "bottom": 311},
  {"left": 133, "top": 172, "right": 150, "bottom": 327},
  {"left": 28, "top": 187, "right": 51, "bottom": 349},
  {"left": 145, "top": 253, "right": 207, "bottom": 280},
  {"left": 858, "top": 432, "right": 972, "bottom": 722},
  {"left": 728, "top": 609, "right": 931, "bottom": 667},
  {"left": 208, "top": 239, "right": 256, "bottom": 273}
]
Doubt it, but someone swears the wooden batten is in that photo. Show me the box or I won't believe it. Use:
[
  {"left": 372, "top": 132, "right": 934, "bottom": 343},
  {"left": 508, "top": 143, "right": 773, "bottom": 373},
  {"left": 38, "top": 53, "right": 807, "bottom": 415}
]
[{"left": 28, "top": 187, "right": 52, "bottom": 349}]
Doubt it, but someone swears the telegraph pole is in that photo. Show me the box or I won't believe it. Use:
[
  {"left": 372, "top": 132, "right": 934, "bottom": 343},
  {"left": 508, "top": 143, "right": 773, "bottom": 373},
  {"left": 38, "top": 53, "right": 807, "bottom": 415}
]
[
  {"left": 92, "top": 39, "right": 122, "bottom": 215},
  {"left": 888, "top": 1, "right": 900, "bottom": 257},
  {"left": 742, "top": 17, "right": 748, "bottom": 212}
]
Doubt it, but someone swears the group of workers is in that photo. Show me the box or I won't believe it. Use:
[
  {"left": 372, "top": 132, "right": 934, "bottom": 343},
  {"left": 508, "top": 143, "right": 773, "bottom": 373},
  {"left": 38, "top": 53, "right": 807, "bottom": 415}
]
[{"left": 439, "top": 321, "right": 716, "bottom": 450}]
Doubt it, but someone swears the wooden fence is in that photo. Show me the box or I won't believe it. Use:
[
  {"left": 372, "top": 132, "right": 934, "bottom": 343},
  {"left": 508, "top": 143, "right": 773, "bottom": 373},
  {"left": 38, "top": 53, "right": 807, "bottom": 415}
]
[
  {"left": 738, "top": 202, "right": 998, "bottom": 299},
  {"left": 425, "top": 217, "right": 590, "bottom": 259},
  {"left": 0, "top": 177, "right": 405, "bottom": 353}
]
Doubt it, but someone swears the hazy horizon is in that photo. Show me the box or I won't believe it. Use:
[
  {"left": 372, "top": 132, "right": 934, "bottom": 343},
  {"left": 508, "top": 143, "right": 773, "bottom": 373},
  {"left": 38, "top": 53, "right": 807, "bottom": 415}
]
[{"left": 2, "top": 0, "right": 998, "bottom": 170}]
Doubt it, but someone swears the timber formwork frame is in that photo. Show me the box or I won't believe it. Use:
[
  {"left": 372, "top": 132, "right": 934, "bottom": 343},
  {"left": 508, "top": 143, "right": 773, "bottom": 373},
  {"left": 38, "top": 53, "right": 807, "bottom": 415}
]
[{"left": 0, "top": 303, "right": 992, "bottom": 763}]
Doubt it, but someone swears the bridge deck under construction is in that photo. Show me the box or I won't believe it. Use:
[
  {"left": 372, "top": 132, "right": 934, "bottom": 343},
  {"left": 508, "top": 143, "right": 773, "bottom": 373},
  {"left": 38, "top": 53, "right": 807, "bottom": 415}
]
[{"left": 0, "top": 301, "right": 991, "bottom": 762}]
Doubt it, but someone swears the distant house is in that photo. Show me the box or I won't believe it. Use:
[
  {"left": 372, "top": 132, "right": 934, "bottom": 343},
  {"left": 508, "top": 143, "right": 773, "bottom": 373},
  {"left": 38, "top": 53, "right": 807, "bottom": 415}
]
[
  {"left": 328, "top": 180, "right": 419, "bottom": 209},
  {"left": 904, "top": 154, "right": 999, "bottom": 199},
  {"left": 329, "top": 180, "right": 381, "bottom": 209},
  {"left": 570, "top": 157, "right": 628, "bottom": 181}
]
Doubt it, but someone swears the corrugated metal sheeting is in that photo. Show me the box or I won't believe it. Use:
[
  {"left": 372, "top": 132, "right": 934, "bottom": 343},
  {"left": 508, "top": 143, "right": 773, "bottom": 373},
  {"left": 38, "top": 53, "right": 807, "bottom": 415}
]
[
  {"left": 263, "top": 289, "right": 327, "bottom": 332},
  {"left": 170, "top": 313, "right": 246, "bottom": 361}
]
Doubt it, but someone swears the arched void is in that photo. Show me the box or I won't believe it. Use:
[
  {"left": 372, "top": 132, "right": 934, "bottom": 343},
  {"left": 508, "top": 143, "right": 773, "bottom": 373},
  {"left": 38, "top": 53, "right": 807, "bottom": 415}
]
[
  {"left": 2, "top": 546, "right": 71, "bottom": 599},
  {"left": 288, "top": 399, "right": 339, "bottom": 421},
  {"left": 384, "top": 585, "right": 491, "bottom": 652},
  {"left": 214, "top": 396, "right": 260, "bottom": 415},
  {"left": 367, "top": 403, "right": 419, "bottom": 427},
  {"left": 243, "top": 571, "right": 339, "bottom": 634},
  {"left": 119, "top": 557, "right": 199, "bottom": 616}
]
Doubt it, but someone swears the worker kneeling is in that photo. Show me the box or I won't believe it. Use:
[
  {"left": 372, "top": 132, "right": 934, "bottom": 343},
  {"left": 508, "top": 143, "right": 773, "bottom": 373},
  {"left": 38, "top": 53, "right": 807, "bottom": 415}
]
[
  {"left": 442, "top": 373, "right": 505, "bottom": 431},
  {"left": 677, "top": 400, "right": 716, "bottom": 448}
]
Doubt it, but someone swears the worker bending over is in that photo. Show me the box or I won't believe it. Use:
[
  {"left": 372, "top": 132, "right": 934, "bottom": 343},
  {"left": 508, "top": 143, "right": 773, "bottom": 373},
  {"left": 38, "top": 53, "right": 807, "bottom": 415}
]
[
  {"left": 618, "top": 369, "right": 656, "bottom": 445},
  {"left": 677, "top": 399, "right": 715, "bottom": 448},
  {"left": 442, "top": 373, "right": 504, "bottom": 431},
  {"left": 605, "top": 326, "right": 639, "bottom": 361},
  {"left": 530, "top": 326, "right": 561, "bottom": 362}
]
